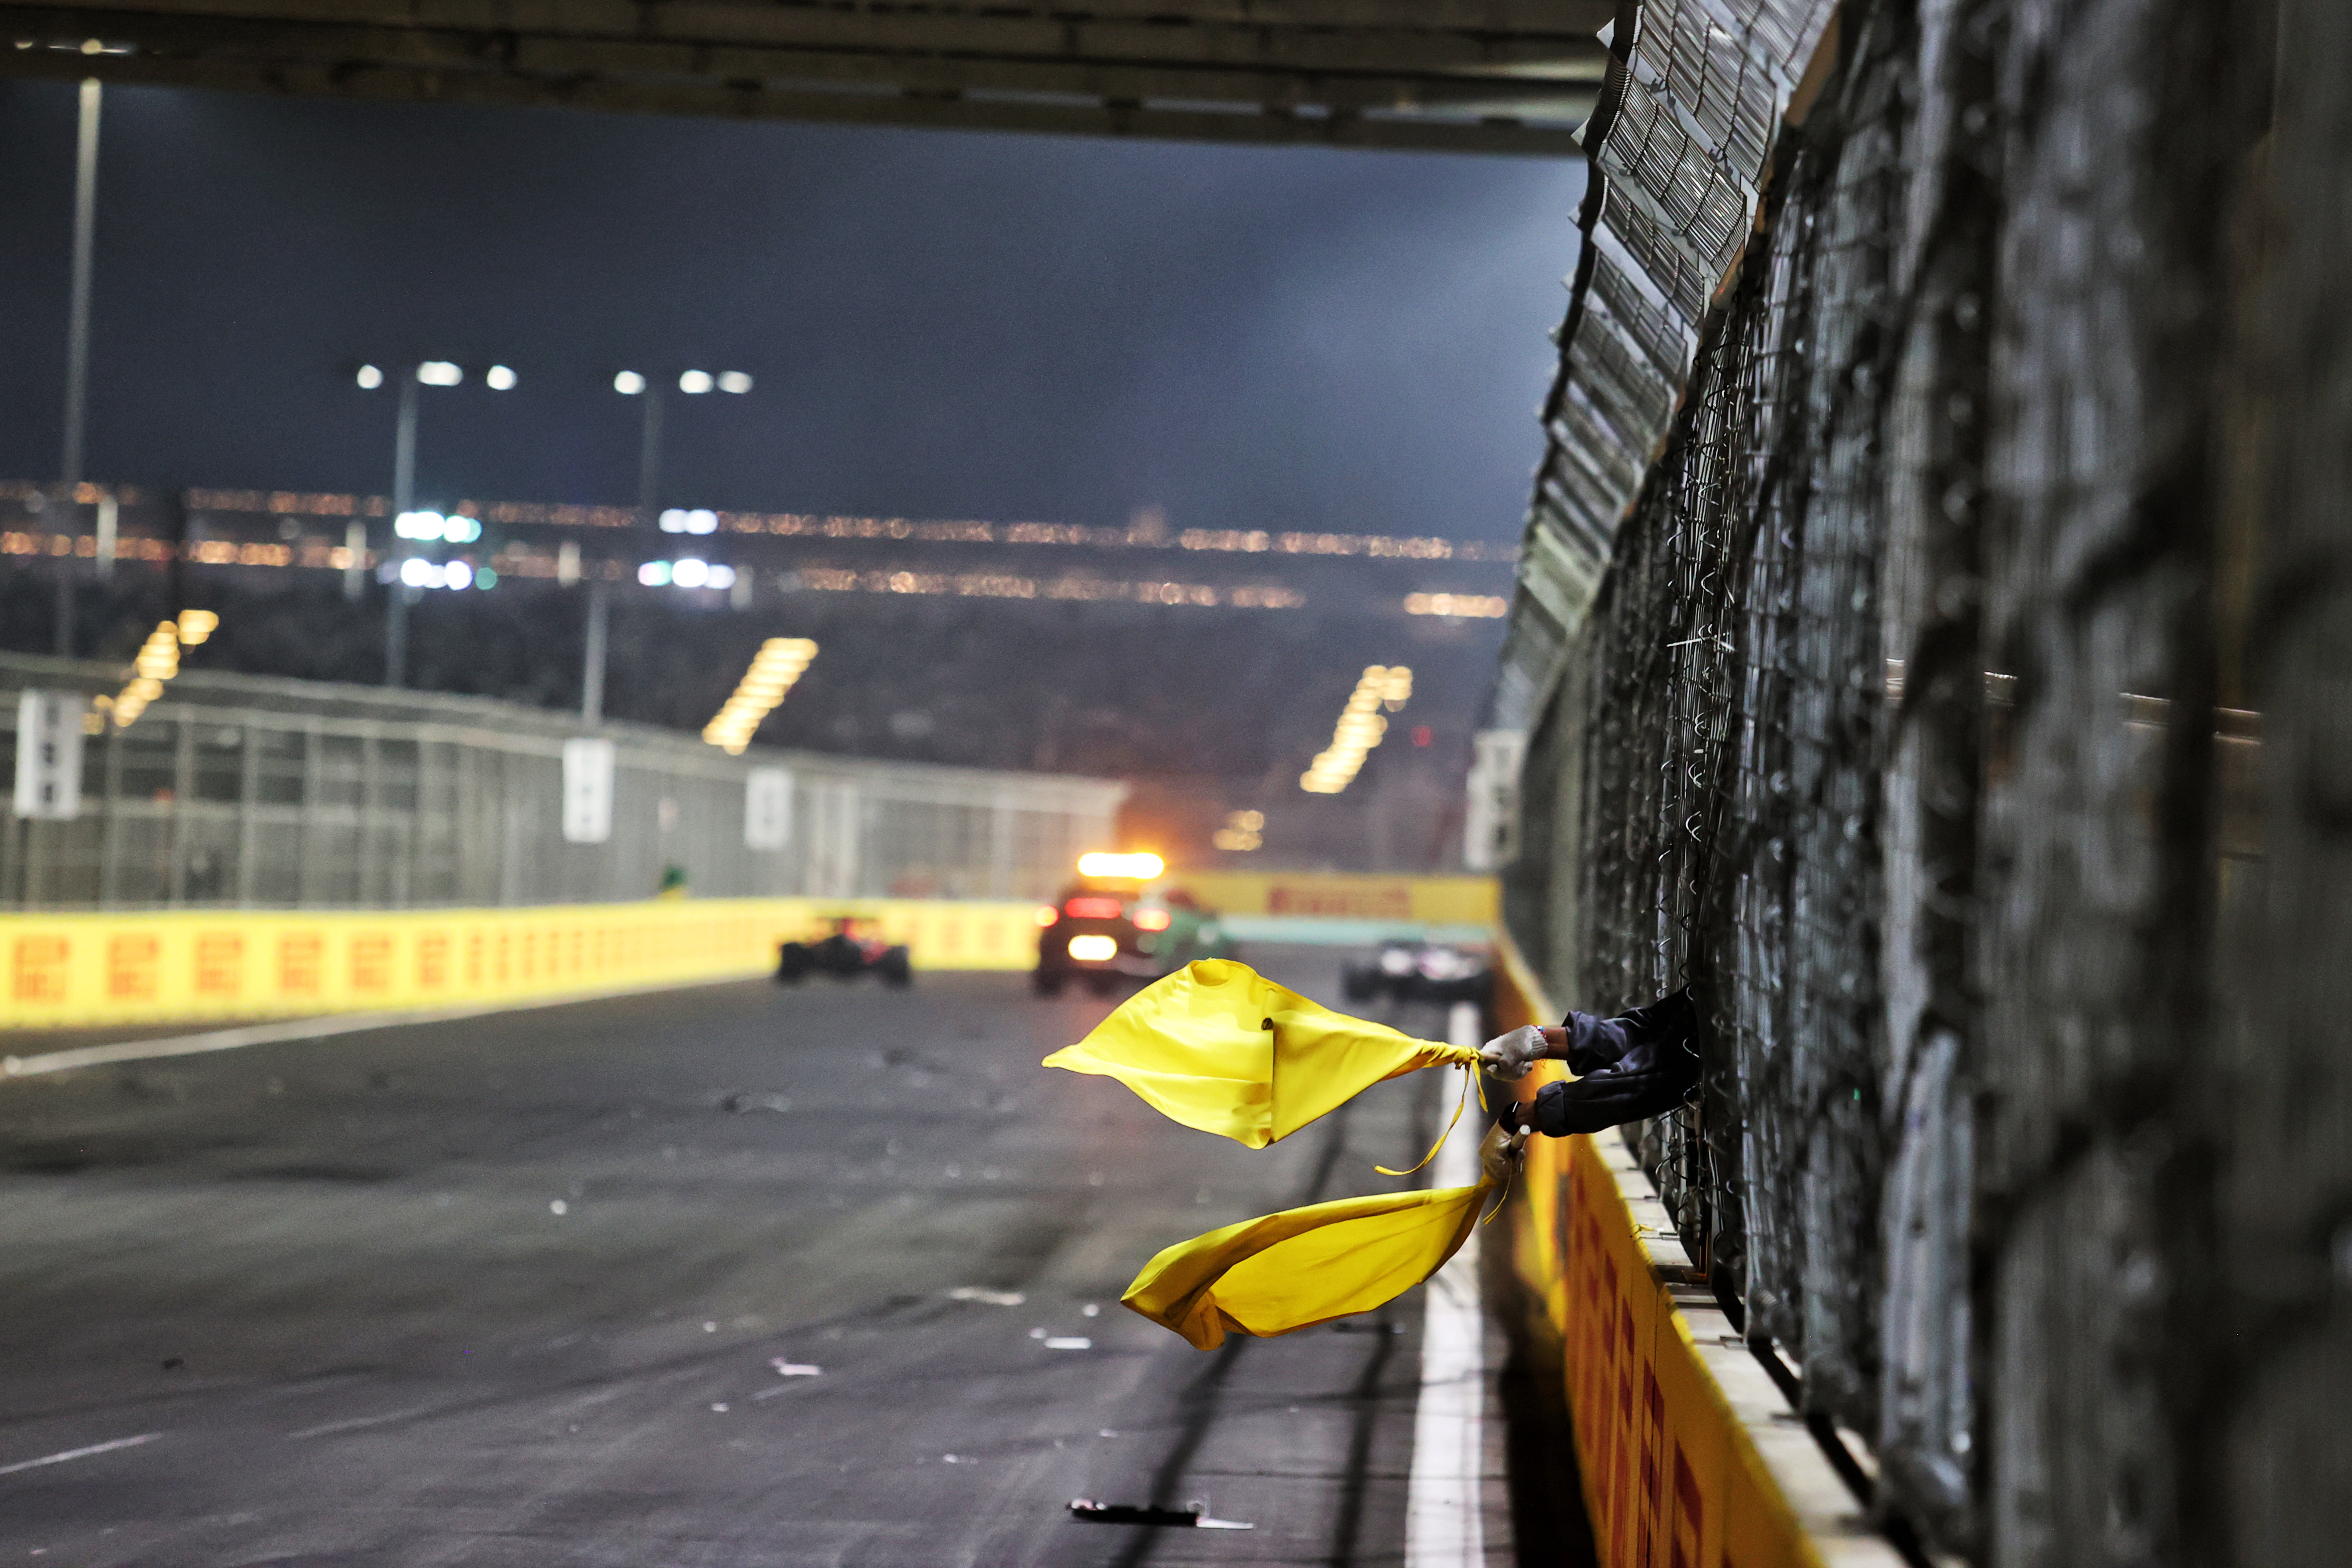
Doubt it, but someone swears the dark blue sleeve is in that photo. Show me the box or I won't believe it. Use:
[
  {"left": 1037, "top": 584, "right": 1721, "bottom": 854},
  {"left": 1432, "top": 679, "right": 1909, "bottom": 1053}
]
[{"left": 1556, "top": 1010, "right": 1630, "bottom": 1075}]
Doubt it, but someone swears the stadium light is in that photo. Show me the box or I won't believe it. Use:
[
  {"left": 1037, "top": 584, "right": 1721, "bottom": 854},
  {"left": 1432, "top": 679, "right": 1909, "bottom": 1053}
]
[
  {"left": 416, "top": 360, "right": 464, "bottom": 387},
  {"left": 355, "top": 364, "right": 384, "bottom": 390},
  {"left": 1299, "top": 665, "right": 1412, "bottom": 794},
  {"left": 703, "top": 637, "right": 818, "bottom": 754},
  {"left": 639, "top": 558, "right": 736, "bottom": 591},
  {"left": 394, "top": 510, "right": 483, "bottom": 543},
  {"left": 614, "top": 371, "right": 647, "bottom": 395},
  {"left": 99, "top": 614, "right": 219, "bottom": 729},
  {"left": 485, "top": 364, "right": 518, "bottom": 391}
]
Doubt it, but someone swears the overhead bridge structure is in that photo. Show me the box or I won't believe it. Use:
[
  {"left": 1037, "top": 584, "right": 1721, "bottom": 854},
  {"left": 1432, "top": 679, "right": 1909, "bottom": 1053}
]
[{"left": 0, "top": 0, "right": 1609, "bottom": 153}]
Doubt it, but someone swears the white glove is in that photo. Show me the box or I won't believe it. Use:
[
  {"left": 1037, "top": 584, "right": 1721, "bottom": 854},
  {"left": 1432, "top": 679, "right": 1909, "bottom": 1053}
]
[{"left": 1479, "top": 1024, "right": 1547, "bottom": 1079}]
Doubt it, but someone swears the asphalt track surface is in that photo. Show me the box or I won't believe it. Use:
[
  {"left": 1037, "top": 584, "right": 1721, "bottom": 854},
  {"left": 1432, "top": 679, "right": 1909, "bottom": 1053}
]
[{"left": 0, "top": 947, "right": 1470, "bottom": 1567}]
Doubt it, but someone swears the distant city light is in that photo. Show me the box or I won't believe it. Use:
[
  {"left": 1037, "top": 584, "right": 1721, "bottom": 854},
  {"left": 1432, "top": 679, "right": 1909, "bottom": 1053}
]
[
  {"left": 1300, "top": 665, "right": 1412, "bottom": 794},
  {"left": 474, "top": 566, "right": 497, "bottom": 590},
  {"left": 175, "top": 609, "right": 219, "bottom": 646},
  {"left": 416, "top": 361, "right": 464, "bottom": 387},
  {"left": 485, "top": 364, "right": 518, "bottom": 391},
  {"left": 1404, "top": 592, "right": 1508, "bottom": 618},
  {"left": 614, "top": 371, "right": 647, "bottom": 395},
  {"left": 394, "top": 511, "right": 482, "bottom": 543},
  {"left": 718, "top": 371, "right": 753, "bottom": 395},
  {"left": 679, "top": 370, "right": 714, "bottom": 395},
  {"left": 658, "top": 508, "right": 718, "bottom": 535},
  {"left": 703, "top": 637, "right": 818, "bottom": 754},
  {"left": 638, "top": 561, "right": 671, "bottom": 586},
  {"left": 355, "top": 364, "right": 384, "bottom": 390},
  {"left": 672, "top": 558, "right": 710, "bottom": 588},
  {"left": 398, "top": 557, "right": 436, "bottom": 588},
  {"left": 1076, "top": 851, "right": 1165, "bottom": 881}
]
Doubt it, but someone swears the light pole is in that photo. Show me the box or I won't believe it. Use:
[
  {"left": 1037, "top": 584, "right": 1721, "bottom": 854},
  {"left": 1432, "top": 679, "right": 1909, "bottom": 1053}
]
[
  {"left": 356, "top": 358, "right": 517, "bottom": 686},
  {"left": 53, "top": 75, "right": 101, "bottom": 657},
  {"left": 582, "top": 367, "right": 751, "bottom": 724}
]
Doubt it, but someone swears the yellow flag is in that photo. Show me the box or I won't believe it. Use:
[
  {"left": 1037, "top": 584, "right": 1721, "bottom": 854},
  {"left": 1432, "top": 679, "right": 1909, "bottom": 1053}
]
[
  {"left": 1122, "top": 1179, "right": 1492, "bottom": 1349},
  {"left": 1041, "top": 959, "right": 1476, "bottom": 1147}
]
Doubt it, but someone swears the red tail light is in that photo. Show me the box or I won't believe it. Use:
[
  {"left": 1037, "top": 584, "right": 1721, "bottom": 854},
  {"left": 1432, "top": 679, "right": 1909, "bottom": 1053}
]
[
  {"left": 1064, "top": 896, "right": 1123, "bottom": 919},
  {"left": 1133, "top": 909, "right": 1172, "bottom": 931}
]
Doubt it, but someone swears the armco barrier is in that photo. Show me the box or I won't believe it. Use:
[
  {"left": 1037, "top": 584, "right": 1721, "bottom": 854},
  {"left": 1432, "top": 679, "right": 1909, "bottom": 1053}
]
[
  {"left": 1, "top": 898, "right": 1037, "bottom": 1029},
  {"left": 1491, "top": 937, "right": 1901, "bottom": 1568}
]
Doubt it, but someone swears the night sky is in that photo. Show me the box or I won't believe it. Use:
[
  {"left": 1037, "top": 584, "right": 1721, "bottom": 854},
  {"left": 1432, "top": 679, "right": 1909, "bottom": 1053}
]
[{"left": 0, "top": 80, "right": 1583, "bottom": 545}]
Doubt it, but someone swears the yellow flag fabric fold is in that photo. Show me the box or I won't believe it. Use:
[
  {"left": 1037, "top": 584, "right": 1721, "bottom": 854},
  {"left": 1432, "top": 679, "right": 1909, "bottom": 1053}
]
[
  {"left": 1041, "top": 959, "right": 1477, "bottom": 1147},
  {"left": 1122, "top": 1179, "right": 1493, "bottom": 1349}
]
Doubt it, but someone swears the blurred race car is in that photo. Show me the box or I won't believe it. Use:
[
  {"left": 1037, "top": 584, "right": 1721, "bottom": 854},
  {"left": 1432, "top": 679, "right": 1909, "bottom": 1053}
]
[
  {"left": 1340, "top": 940, "right": 1492, "bottom": 1008},
  {"left": 776, "top": 918, "right": 912, "bottom": 987},
  {"left": 1032, "top": 880, "right": 1236, "bottom": 996}
]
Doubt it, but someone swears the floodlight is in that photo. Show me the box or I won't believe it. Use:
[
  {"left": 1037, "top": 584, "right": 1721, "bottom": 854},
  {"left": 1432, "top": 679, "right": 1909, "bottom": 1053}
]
[
  {"left": 718, "top": 371, "right": 753, "bottom": 395},
  {"left": 417, "top": 361, "right": 463, "bottom": 386},
  {"left": 485, "top": 364, "right": 518, "bottom": 391},
  {"left": 355, "top": 364, "right": 384, "bottom": 390},
  {"left": 614, "top": 371, "right": 646, "bottom": 395},
  {"left": 679, "top": 370, "right": 714, "bottom": 395}
]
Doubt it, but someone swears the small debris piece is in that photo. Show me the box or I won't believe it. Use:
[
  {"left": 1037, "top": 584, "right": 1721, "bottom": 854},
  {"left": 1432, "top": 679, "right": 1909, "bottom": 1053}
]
[
  {"left": 1081, "top": 1304, "right": 1101, "bottom": 1317},
  {"left": 943, "top": 1453, "right": 970, "bottom": 1464},
  {"left": 548, "top": 1200, "right": 568, "bottom": 1216},
  {"left": 769, "top": 1360, "right": 822, "bottom": 1377},
  {"left": 703, "top": 1321, "right": 719, "bottom": 1332},
  {"left": 1068, "top": 1501, "right": 1253, "bottom": 1530},
  {"left": 1044, "top": 1337, "right": 1093, "bottom": 1351},
  {"left": 949, "top": 1286, "right": 1026, "bottom": 1307},
  {"left": 1029, "top": 1327, "right": 1048, "bottom": 1339},
  {"left": 710, "top": 1403, "right": 729, "bottom": 1413}
]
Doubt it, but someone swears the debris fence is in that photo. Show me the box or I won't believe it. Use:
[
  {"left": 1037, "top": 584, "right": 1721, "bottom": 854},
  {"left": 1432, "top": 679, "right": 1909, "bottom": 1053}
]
[{"left": 1497, "top": 1, "right": 2326, "bottom": 1561}]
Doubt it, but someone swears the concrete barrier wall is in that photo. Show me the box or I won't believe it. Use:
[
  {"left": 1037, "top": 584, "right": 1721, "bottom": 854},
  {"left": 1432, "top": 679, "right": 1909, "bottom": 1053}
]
[
  {"left": 1179, "top": 871, "right": 1497, "bottom": 926},
  {"left": 1490, "top": 936, "right": 1898, "bottom": 1568},
  {"left": 1, "top": 897, "right": 1038, "bottom": 1029}
]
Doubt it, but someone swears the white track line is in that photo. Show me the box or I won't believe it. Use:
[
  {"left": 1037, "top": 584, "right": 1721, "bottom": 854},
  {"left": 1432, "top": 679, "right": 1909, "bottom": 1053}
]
[
  {"left": 1, "top": 974, "right": 750, "bottom": 1080},
  {"left": 1404, "top": 1001, "right": 1499, "bottom": 1568},
  {"left": 0, "top": 1433, "right": 161, "bottom": 1476}
]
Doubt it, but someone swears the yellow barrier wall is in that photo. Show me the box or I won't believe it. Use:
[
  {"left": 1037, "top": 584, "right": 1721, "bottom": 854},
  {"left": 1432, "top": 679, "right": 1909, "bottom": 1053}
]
[
  {"left": 1492, "top": 936, "right": 1834, "bottom": 1568},
  {"left": 1, "top": 898, "right": 1039, "bottom": 1029},
  {"left": 1177, "top": 871, "right": 1498, "bottom": 925}
]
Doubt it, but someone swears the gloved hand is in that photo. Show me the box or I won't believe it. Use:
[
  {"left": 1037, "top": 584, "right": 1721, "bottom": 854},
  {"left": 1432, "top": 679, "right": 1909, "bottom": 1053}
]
[
  {"left": 1479, "top": 1024, "right": 1548, "bottom": 1080},
  {"left": 1479, "top": 1120, "right": 1525, "bottom": 1185}
]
